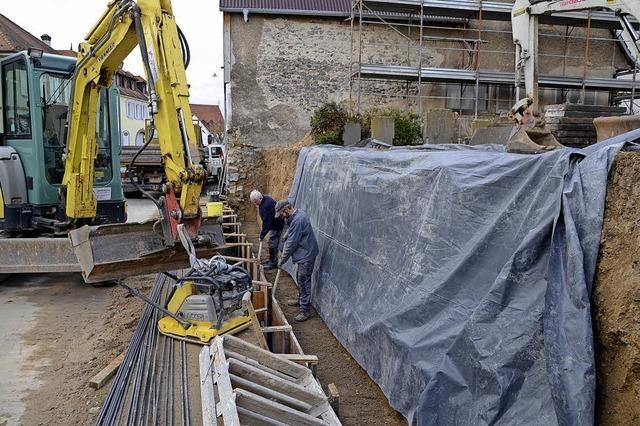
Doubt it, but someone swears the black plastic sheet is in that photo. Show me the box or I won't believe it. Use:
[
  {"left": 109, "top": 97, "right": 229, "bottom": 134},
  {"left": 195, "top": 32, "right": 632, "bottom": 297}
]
[{"left": 285, "top": 130, "right": 640, "bottom": 425}]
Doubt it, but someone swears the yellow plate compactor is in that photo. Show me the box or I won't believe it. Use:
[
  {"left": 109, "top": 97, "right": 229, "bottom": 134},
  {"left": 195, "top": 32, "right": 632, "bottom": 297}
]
[{"left": 120, "top": 256, "right": 252, "bottom": 344}]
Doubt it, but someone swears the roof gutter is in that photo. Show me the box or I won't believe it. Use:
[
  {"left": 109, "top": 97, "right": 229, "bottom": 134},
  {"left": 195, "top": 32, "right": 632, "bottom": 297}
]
[
  {"left": 220, "top": 8, "right": 350, "bottom": 18},
  {"left": 220, "top": 8, "right": 468, "bottom": 24}
]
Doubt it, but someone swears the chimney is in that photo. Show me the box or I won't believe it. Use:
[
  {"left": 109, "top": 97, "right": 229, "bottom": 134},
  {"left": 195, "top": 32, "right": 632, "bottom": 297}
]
[{"left": 40, "top": 34, "right": 51, "bottom": 47}]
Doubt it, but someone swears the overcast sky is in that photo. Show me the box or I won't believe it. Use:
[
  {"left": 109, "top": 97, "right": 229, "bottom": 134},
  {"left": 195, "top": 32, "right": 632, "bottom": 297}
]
[{"left": 2, "top": 0, "right": 224, "bottom": 105}]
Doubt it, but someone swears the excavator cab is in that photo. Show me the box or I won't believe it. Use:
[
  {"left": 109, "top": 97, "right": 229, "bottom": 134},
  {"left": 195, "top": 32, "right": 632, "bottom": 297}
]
[{"left": 0, "top": 50, "right": 126, "bottom": 234}]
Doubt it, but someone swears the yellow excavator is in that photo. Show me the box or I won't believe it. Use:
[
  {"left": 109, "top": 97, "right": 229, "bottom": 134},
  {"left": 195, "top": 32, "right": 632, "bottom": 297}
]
[
  {"left": 71, "top": 0, "right": 254, "bottom": 341},
  {"left": 0, "top": 0, "right": 225, "bottom": 282},
  {"left": 65, "top": 0, "right": 229, "bottom": 283},
  {"left": 0, "top": 0, "right": 250, "bottom": 341},
  {"left": 507, "top": 0, "right": 640, "bottom": 152}
]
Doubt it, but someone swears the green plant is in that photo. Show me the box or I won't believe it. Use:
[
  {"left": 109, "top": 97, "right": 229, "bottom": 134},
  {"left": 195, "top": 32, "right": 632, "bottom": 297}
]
[
  {"left": 364, "top": 107, "right": 423, "bottom": 146},
  {"left": 311, "top": 102, "right": 363, "bottom": 145},
  {"left": 314, "top": 131, "right": 342, "bottom": 145}
]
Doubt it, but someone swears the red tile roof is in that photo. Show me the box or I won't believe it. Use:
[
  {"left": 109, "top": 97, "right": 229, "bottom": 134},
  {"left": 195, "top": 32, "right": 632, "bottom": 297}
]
[
  {"left": 0, "top": 13, "right": 57, "bottom": 54},
  {"left": 190, "top": 104, "right": 225, "bottom": 133},
  {"left": 116, "top": 69, "right": 148, "bottom": 101}
]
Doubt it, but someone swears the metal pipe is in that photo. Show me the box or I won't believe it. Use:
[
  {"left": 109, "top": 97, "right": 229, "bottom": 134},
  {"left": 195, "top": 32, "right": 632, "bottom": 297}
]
[{"left": 181, "top": 341, "right": 191, "bottom": 426}]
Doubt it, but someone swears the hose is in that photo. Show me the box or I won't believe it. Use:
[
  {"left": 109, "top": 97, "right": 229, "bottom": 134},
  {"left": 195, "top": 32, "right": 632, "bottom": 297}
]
[{"left": 177, "top": 25, "right": 191, "bottom": 69}]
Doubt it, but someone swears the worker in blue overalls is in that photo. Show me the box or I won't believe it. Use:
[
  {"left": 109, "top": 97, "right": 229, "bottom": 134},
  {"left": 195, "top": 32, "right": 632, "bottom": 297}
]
[{"left": 274, "top": 200, "right": 318, "bottom": 322}]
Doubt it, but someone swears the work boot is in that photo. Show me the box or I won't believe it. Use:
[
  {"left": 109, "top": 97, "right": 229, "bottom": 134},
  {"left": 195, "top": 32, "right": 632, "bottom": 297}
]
[
  {"left": 295, "top": 311, "right": 310, "bottom": 322},
  {"left": 287, "top": 299, "right": 300, "bottom": 307}
]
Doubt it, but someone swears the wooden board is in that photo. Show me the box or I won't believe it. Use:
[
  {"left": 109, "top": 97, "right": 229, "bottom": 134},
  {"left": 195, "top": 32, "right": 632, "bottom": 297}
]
[
  {"left": 89, "top": 352, "right": 125, "bottom": 389},
  {"left": 199, "top": 345, "right": 217, "bottom": 426}
]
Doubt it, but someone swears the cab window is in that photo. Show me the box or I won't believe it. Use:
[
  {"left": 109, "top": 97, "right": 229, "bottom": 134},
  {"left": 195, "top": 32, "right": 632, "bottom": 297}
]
[
  {"left": 40, "top": 72, "right": 112, "bottom": 185},
  {"left": 3, "top": 59, "right": 31, "bottom": 138}
]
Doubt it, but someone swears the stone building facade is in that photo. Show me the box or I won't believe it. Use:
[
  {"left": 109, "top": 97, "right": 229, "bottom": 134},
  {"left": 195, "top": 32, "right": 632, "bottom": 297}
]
[{"left": 219, "top": 1, "right": 633, "bottom": 209}]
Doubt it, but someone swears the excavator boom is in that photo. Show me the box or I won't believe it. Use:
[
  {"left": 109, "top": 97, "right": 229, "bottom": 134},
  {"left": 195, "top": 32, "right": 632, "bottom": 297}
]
[{"left": 63, "top": 0, "right": 224, "bottom": 281}]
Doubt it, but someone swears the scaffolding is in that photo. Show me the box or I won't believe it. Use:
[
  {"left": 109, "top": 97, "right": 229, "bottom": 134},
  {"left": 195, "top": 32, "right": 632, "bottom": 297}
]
[{"left": 349, "top": 0, "right": 640, "bottom": 121}]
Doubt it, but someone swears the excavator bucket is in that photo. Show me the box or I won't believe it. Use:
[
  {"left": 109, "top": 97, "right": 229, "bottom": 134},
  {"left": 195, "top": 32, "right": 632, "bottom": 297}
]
[
  {"left": 594, "top": 115, "right": 640, "bottom": 142},
  {"left": 69, "top": 218, "right": 225, "bottom": 283},
  {"left": 506, "top": 125, "right": 564, "bottom": 154}
]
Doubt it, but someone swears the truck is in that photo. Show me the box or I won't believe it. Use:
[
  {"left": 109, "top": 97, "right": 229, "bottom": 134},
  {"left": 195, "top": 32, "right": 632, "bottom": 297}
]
[{"left": 121, "top": 120, "right": 226, "bottom": 198}]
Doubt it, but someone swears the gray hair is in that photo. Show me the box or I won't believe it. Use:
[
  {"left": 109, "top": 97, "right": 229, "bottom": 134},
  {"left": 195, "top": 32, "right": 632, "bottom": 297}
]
[{"left": 250, "top": 190, "right": 263, "bottom": 203}]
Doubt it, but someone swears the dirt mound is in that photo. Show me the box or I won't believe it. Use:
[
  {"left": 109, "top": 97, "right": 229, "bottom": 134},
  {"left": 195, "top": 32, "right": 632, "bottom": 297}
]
[
  {"left": 594, "top": 152, "right": 640, "bottom": 425},
  {"left": 259, "top": 132, "right": 314, "bottom": 200}
]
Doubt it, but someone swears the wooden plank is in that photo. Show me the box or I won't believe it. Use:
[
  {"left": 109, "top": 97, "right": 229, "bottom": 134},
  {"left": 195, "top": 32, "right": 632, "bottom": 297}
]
[
  {"left": 237, "top": 406, "right": 288, "bottom": 426},
  {"left": 211, "top": 338, "right": 241, "bottom": 426},
  {"left": 89, "top": 352, "right": 125, "bottom": 389},
  {"left": 252, "top": 280, "right": 273, "bottom": 288},
  {"left": 230, "top": 373, "right": 313, "bottom": 412},
  {"left": 199, "top": 345, "right": 217, "bottom": 426},
  {"left": 224, "top": 242, "right": 254, "bottom": 248},
  {"left": 223, "top": 335, "right": 310, "bottom": 379},
  {"left": 220, "top": 255, "right": 258, "bottom": 264},
  {"left": 227, "top": 358, "right": 326, "bottom": 406},
  {"left": 224, "top": 350, "right": 296, "bottom": 382},
  {"left": 277, "top": 354, "right": 319, "bottom": 364},
  {"left": 234, "top": 389, "right": 326, "bottom": 426},
  {"left": 272, "top": 269, "right": 282, "bottom": 298},
  {"left": 242, "top": 293, "right": 268, "bottom": 350},
  {"left": 261, "top": 326, "right": 292, "bottom": 333}
]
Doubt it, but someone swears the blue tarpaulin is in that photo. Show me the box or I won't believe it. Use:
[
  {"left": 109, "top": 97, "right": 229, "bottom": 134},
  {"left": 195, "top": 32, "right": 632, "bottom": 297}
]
[{"left": 284, "top": 130, "right": 640, "bottom": 425}]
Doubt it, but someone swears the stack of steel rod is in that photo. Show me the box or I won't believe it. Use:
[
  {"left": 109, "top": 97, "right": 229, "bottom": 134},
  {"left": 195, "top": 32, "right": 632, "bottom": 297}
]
[{"left": 96, "top": 272, "right": 193, "bottom": 426}]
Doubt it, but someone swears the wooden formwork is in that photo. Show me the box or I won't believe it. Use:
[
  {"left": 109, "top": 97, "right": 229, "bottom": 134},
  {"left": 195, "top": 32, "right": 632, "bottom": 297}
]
[
  {"left": 220, "top": 205, "right": 308, "bottom": 365},
  {"left": 200, "top": 335, "right": 340, "bottom": 425}
]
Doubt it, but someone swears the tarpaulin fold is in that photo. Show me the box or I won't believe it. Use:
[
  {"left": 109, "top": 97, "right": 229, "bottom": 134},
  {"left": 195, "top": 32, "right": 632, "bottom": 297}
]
[{"left": 284, "top": 129, "right": 640, "bottom": 425}]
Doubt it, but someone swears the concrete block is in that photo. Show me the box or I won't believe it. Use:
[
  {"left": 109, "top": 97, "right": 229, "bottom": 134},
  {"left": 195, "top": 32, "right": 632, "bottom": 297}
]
[
  {"left": 425, "top": 109, "right": 457, "bottom": 145},
  {"left": 343, "top": 122, "right": 362, "bottom": 146},
  {"left": 371, "top": 116, "right": 395, "bottom": 145}
]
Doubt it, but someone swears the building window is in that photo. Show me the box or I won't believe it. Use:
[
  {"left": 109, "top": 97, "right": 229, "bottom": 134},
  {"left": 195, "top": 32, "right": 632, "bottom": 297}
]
[
  {"left": 2, "top": 59, "right": 31, "bottom": 138},
  {"left": 126, "top": 100, "right": 148, "bottom": 120},
  {"left": 121, "top": 130, "right": 130, "bottom": 146}
]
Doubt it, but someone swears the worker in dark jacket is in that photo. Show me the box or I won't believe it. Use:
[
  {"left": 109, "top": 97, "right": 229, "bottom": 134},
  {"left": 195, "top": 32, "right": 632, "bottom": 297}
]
[
  {"left": 250, "top": 190, "right": 284, "bottom": 270},
  {"left": 275, "top": 200, "right": 318, "bottom": 322}
]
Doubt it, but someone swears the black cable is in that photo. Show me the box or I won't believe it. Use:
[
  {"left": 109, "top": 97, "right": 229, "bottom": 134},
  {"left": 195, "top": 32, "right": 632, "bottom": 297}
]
[{"left": 177, "top": 25, "right": 191, "bottom": 69}]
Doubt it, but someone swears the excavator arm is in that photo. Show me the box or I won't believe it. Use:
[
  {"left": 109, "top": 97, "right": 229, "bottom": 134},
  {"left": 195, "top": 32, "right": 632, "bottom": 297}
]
[
  {"left": 64, "top": 0, "right": 225, "bottom": 283},
  {"left": 511, "top": 0, "right": 640, "bottom": 115},
  {"left": 63, "top": 0, "right": 204, "bottom": 241}
]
